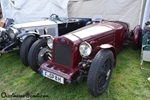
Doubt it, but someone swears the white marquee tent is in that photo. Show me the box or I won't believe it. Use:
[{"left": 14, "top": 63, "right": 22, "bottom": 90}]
[
  {"left": 0, "top": 0, "right": 150, "bottom": 30},
  {"left": 0, "top": 0, "right": 69, "bottom": 23}
]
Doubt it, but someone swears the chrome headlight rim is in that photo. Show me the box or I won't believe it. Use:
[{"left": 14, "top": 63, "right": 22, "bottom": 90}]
[
  {"left": 8, "top": 27, "right": 19, "bottom": 34},
  {"left": 0, "top": 27, "right": 6, "bottom": 32},
  {"left": 8, "top": 27, "right": 19, "bottom": 40},
  {"left": 0, "top": 27, "right": 7, "bottom": 36},
  {"left": 79, "top": 41, "right": 92, "bottom": 57},
  {"left": 47, "top": 35, "right": 54, "bottom": 49}
]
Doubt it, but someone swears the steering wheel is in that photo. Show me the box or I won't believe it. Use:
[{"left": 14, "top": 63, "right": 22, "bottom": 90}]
[{"left": 50, "top": 14, "right": 59, "bottom": 19}]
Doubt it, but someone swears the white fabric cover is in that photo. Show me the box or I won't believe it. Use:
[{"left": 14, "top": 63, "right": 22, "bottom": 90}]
[
  {"left": 0, "top": 0, "right": 69, "bottom": 24},
  {"left": 142, "top": 0, "right": 150, "bottom": 29},
  {"left": 68, "top": 0, "right": 144, "bottom": 30},
  {"left": 1, "top": 0, "right": 149, "bottom": 30}
]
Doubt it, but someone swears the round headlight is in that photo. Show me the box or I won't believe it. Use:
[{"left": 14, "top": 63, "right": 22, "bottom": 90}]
[
  {"left": 79, "top": 41, "right": 92, "bottom": 57},
  {"left": 8, "top": 27, "right": 19, "bottom": 40},
  {"left": 47, "top": 35, "right": 54, "bottom": 49},
  {"left": 0, "top": 27, "right": 6, "bottom": 36},
  {"left": 0, "top": 27, "right": 7, "bottom": 42},
  {"left": 0, "top": 27, "right": 3, "bottom": 36},
  {"left": 0, "top": 27, "right": 6, "bottom": 34}
]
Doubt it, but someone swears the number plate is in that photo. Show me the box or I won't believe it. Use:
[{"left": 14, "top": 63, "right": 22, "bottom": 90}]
[{"left": 41, "top": 70, "right": 64, "bottom": 84}]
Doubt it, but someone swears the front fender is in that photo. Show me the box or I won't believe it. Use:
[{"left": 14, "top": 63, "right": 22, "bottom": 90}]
[
  {"left": 1, "top": 41, "right": 18, "bottom": 51},
  {"left": 16, "top": 31, "right": 39, "bottom": 38},
  {"left": 100, "top": 44, "right": 117, "bottom": 67},
  {"left": 132, "top": 25, "right": 141, "bottom": 50}
]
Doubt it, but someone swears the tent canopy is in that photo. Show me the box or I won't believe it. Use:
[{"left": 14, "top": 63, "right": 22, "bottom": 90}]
[
  {"left": 1, "top": 0, "right": 150, "bottom": 30},
  {"left": 0, "top": 0, "right": 69, "bottom": 23},
  {"left": 68, "top": 0, "right": 147, "bottom": 30}
]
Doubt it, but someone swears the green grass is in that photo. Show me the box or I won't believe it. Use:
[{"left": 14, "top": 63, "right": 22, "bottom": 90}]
[{"left": 0, "top": 44, "right": 150, "bottom": 100}]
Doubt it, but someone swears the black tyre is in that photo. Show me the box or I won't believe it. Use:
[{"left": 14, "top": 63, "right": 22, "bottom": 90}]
[
  {"left": 28, "top": 39, "right": 50, "bottom": 72},
  {"left": 87, "top": 49, "right": 114, "bottom": 97},
  {"left": 132, "top": 25, "right": 142, "bottom": 50},
  {"left": 132, "top": 33, "right": 141, "bottom": 50},
  {"left": 20, "top": 36, "right": 37, "bottom": 66}
]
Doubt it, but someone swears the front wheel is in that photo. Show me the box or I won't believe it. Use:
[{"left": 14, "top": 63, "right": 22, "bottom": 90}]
[
  {"left": 87, "top": 49, "right": 114, "bottom": 97},
  {"left": 28, "top": 39, "right": 51, "bottom": 72},
  {"left": 20, "top": 36, "right": 37, "bottom": 66}
]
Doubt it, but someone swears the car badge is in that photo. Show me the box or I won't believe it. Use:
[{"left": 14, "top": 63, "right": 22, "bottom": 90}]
[{"left": 61, "top": 38, "right": 65, "bottom": 43}]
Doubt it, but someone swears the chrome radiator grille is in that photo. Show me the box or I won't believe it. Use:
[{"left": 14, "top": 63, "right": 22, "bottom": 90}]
[{"left": 54, "top": 43, "right": 72, "bottom": 67}]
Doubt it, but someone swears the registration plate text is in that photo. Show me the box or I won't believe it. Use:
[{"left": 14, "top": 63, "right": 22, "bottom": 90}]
[{"left": 41, "top": 70, "right": 64, "bottom": 84}]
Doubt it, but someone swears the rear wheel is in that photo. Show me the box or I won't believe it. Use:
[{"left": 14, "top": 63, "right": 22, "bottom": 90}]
[
  {"left": 132, "top": 25, "right": 141, "bottom": 50},
  {"left": 20, "top": 36, "right": 37, "bottom": 66},
  {"left": 28, "top": 39, "right": 51, "bottom": 72},
  {"left": 87, "top": 49, "right": 114, "bottom": 97}
]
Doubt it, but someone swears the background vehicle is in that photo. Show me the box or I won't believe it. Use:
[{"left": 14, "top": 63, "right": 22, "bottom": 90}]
[
  {"left": 0, "top": 18, "right": 14, "bottom": 55},
  {"left": 20, "top": 16, "right": 91, "bottom": 66},
  {"left": 28, "top": 20, "right": 141, "bottom": 97},
  {"left": 0, "top": 15, "right": 92, "bottom": 66}
]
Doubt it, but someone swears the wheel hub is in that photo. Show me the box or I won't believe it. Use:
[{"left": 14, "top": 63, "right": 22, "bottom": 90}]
[
  {"left": 38, "top": 47, "right": 51, "bottom": 65},
  {"left": 106, "top": 70, "right": 111, "bottom": 80}
]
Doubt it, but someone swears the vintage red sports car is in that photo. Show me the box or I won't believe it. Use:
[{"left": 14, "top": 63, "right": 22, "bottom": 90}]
[{"left": 29, "top": 20, "right": 141, "bottom": 96}]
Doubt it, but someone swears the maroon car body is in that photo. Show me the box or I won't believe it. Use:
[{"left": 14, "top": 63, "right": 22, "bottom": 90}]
[{"left": 38, "top": 21, "right": 141, "bottom": 96}]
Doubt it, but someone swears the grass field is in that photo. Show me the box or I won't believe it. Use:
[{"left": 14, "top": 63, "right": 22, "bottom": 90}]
[{"left": 0, "top": 44, "right": 150, "bottom": 100}]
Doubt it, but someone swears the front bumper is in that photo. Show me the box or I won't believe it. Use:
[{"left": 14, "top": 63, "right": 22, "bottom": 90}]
[{"left": 39, "top": 60, "right": 79, "bottom": 84}]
